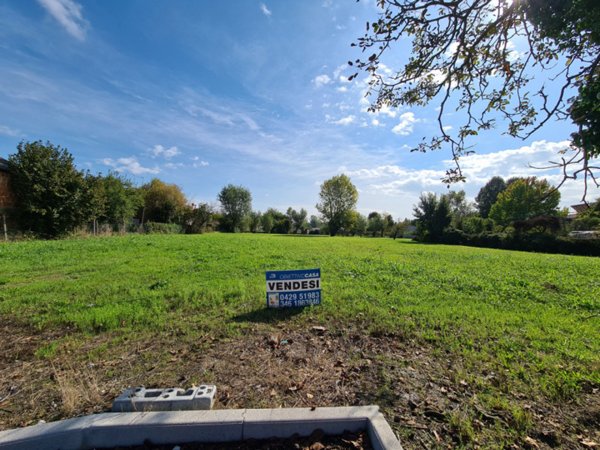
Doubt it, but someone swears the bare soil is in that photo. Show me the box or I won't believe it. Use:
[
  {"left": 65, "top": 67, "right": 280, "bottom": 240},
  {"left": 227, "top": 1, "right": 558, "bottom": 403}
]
[{"left": 0, "top": 321, "right": 598, "bottom": 449}]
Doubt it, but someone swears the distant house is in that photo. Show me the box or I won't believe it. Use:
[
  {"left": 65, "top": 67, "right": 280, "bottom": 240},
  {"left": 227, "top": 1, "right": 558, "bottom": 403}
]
[
  {"left": 0, "top": 157, "right": 16, "bottom": 210},
  {"left": 567, "top": 203, "right": 590, "bottom": 220},
  {"left": 0, "top": 157, "right": 16, "bottom": 240}
]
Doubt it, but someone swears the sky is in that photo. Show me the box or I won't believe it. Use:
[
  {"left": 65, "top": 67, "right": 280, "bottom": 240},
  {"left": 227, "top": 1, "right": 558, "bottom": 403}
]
[{"left": 0, "top": 0, "right": 597, "bottom": 219}]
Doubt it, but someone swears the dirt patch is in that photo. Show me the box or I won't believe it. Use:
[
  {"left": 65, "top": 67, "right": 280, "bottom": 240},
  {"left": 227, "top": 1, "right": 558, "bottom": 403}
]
[{"left": 0, "top": 321, "right": 598, "bottom": 449}]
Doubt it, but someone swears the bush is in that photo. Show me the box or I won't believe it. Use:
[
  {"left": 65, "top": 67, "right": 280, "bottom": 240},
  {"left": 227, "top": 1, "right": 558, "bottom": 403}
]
[
  {"left": 437, "top": 229, "right": 600, "bottom": 256},
  {"left": 142, "top": 222, "right": 182, "bottom": 234}
]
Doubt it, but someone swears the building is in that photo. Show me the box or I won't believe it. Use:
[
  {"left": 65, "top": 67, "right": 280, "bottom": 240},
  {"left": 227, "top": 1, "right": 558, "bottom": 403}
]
[{"left": 0, "top": 157, "right": 15, "bottom": 210}]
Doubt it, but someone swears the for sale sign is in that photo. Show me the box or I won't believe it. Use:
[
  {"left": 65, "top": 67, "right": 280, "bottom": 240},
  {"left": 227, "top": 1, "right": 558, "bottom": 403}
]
[{"left": 266, "top": 268, "right": 321, "bottom": 308}]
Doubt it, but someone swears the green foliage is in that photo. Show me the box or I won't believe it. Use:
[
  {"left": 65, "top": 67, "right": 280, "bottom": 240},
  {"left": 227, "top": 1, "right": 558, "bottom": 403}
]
[
  {"left": 367, "top": 211, "right": 383, "bottom": 237},
  {"left": 248, "top": 210, "right": 262, "bottom": 233},
  {"left": 183, "top": 203, "right": 214, "bottom": 234},
  {"left": 261, "top": 210, "right": 274, "bottom": 233},
  {"left": 353, "top": 0, "right": 600, "bottom": 187},
  {"left": 141, "top": 178, "right": 187, "bottom": 224},
  {"left": 475, "top": 177, "right": 507, "bottom": 218},
  {"left": 445, "top": 190, "right": 474, "bottom": 228},
  {"left": 413, "top": 192, "right": 451, "bottom": 241},
  {"left": 460, "top": 216, "right": 494, "bottom": 235},
  {"left": 347, "top": 211, "right": 367, "bottom": 236},
  {"left": 100, "top": 173, "right": 142, "bottom": 229},
  {"left": 8, "top": 141, "right": 88, "bottom": 238},
  {"left": 316, "top": 174, "right": 358, "bottom": 236},
  {"left": 286, "top": 207, "right": 308, "bottom": 234},
  {"left": 217, "top": 184, "right": 252, "bottom": 232},
  {"left": 142, "top": 221, "right": 182, "bottom": 234},
  {"left": 489, "top": 177, "right": 560, "bottom": 225},
  {"left": 263, "top": 208, "right": 290, "bottom": 234}
]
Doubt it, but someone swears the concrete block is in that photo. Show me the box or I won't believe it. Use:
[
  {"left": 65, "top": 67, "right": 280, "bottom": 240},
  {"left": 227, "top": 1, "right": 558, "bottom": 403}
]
[{"left": 112, "top": 385, "right": 216, "bottom": 412}]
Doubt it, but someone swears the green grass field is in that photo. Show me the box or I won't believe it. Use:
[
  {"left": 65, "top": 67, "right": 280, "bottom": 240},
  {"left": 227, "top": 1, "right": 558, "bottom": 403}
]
[{"left": 0, "top": 234, "right": 599, "bottom": 448}]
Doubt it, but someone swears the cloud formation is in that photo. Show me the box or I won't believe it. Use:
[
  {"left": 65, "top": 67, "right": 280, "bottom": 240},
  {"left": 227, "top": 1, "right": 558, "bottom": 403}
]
[
  {"left": 102, "top": 157, "right": 159, "bottom": 175},
  {"left": 150, "top": 144, "right": 180, "bottom": 159},
  {"left": 260, "top": 3, "right": 272, "bottom": 17},
  {"left": 313, "top": 74, "right": 331, "bottom": 88},
  {"left": 391, "top": 112, "right": 419, "bottom": 135},
  {"left": 37, "top": 0, "right": 88, "bottom": 40}
]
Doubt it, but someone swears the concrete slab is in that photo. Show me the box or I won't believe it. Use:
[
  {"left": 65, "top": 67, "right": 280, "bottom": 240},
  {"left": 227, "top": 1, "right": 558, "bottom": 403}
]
[
  {"left": 243, "top": 406, "right": 376, "bottom": 439},
  {"left": 0, "top": 406, "right": 402, "bottom": 450}
]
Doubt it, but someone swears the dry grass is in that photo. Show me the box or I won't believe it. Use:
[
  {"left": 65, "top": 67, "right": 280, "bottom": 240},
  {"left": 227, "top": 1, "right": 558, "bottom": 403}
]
[{"left": 52, "top": 364, "right": 102, "bottom": 415}]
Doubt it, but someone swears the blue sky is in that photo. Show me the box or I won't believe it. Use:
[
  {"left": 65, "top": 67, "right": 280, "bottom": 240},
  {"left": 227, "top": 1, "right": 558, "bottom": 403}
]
[{"left": 0, "top": 0, "right": 596, "bottom": 219}]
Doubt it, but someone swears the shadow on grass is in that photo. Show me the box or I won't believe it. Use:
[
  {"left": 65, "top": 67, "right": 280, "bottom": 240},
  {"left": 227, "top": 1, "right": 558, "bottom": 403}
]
[{"left": 231, "top": 307, "right": 304, "bottom": 324}]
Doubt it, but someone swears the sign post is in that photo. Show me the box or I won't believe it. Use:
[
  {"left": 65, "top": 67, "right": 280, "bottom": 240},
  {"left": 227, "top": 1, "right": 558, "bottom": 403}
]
[{"left": 266, "top": 268, "right": 321, "bottom": 308}]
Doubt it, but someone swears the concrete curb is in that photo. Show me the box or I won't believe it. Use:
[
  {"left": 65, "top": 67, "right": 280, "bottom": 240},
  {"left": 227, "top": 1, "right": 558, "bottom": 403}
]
[{"left": 0, "top": 406, "right": 402, "bottom": 450}]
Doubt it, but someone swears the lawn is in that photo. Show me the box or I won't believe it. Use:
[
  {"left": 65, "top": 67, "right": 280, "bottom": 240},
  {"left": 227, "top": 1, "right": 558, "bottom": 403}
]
[{"left": 0, "top": 233, "right": 598, "bottom": 448}]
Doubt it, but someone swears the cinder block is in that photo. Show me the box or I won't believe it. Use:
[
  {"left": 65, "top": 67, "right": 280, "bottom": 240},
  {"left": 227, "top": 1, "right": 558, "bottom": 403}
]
[{"left": 111, "top": 385, "right": 216, "bottom": 412}]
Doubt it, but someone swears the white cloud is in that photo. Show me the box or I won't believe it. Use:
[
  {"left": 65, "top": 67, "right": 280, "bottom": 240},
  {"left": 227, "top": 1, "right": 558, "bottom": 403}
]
[
  {"left": 334, "top": 115, "right": 355, "bottom": 126},
  {"left": 260, "top": 3, "right": 272, "bottom": 17},
  {"left": 0, "top": 125, "right": 19, "bottom": 137},
  {"left": 371, "top": 118, "right": 382, "bottom": 127},
  {"left": 313, "top": 74, "right": 331, "bottom": 88},
  {"left": 150, "top": 144, "right": 180, "bottom": 159},
  {"left": 164, "top": 162, "right": 184, "bottom": 169},
  {"left": 336, "top": 86, "right": 348, "bottom": 93},
  {"left": 443, "top": 125, "right": 453, "bottom": 132},
  {"left": 391, "top": 112, "right": 419, "bottom": 135},
  {"left": 37, "top": 0, "right": 88, "bottom": 41},
  {"left": 102, "top": 157, "right": 159, "bottom": 175},
  {"left": 191, "top": 156, "right": 209, "bottom": 168}
]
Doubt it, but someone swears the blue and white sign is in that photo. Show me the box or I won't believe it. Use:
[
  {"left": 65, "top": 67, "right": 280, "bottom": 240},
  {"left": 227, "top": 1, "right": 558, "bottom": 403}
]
[{"left": 266, "top": 268, "right": 321, "bottom": 308}]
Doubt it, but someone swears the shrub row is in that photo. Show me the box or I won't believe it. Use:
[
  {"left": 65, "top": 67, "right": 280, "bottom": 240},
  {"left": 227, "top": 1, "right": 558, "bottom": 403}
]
[{"left": 438, "top": 229, "right": 600, "bottom": 257}]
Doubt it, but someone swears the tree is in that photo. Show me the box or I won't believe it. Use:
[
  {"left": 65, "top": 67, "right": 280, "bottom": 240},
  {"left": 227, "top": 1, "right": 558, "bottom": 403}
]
[
  {"left": 367, "top": 211, "right": 384, "bottom": 237},
  {"left": 413, "top": 192, "right": 451, "bottom": 241},
  {"left": 444, "top": 190, "right": 475, "bottom": 228},
  {"left": 476, "top": 177, "right": 507, "bottom": 218},
  {"left": 248, "top": 210, "right": 262, "bottom": 233},
  {"left": 309, "top": 215, "right": 322, "bottom": 230},
  {"left": 287, "top": 207, "right": 308, "bottom": 234},
  {"left": 383, "top": 213, "right": 395, "bottom": 236},
  {"left": 348, "top": 211, "right": 368, "bottom": 236},
  {"left": 261, "top": 210, "right": 275, "bottom": 233},
  {"left": 141, "top": 178, "right": 187, "bottom": 224},
  {"left": 101, "top": 173, "right": 142, "bottom": 230},
  {"left": 316, "top": 174, "right": 359, "bottom": 236},
  {"left": 489, "top": 177, "right": 561, "bottom": 225},
  {"left": 217, "top": 184, "right": 252, "bottom": 232},
  {"left": 353, "top": 0, "right": 600, "bottom": 197},
  {"left": 8, "top": 141, "right": 88, "bottom": 237},
  {"left": 183, "top": 203, "right": 214, "bottom": 234}
]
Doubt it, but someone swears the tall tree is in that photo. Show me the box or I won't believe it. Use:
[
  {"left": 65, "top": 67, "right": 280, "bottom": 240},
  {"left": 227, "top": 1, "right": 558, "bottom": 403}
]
[
  {"left": 141, "top": 178, "right": 187, "bottom": 224},
  {"left": 413, "top": 193, "right": 451, "bottom": 241},
  {"left": 8, "top": 141, "right": 88, "bottom": 237},
  {"left": 102, "top": 173, "right": 142, "bottom": 230},
  {"left": 367, "top": 211, "right": 384, "bottom": 237},
  {"left": 476, "top": 177, "right": 507, "bottom": 218},
  {"left": 489, "top": 177, "right": 561, "bottom": 225},
  {"left": 217, "top": 184, "right": 252, "bottom": 232},
  {"left": 352, "top": 0, "right": 600, "bottom": 197},
  {"left": 316, "top": 174, "right": 359, "bottom": 236}
]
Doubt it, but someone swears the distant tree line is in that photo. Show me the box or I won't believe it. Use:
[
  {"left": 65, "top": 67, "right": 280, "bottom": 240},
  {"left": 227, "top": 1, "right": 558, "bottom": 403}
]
[
  {"left": 5, "top": 141, "right": 415, "bottom": 239},
  {"left": 412, "top": 176, "right": 600, "bottom": 255}
]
